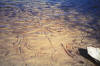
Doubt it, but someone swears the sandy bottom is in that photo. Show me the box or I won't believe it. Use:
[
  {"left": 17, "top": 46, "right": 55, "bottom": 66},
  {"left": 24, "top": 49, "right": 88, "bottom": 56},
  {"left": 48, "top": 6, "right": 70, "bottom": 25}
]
[{"left": 0, "top": 1, "right": 100, "bottom": 66}]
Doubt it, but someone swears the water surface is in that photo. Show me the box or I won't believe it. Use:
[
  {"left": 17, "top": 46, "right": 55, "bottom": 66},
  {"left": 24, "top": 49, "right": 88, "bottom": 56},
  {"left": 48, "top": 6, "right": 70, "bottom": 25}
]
[{"left": 0, "top": 0, "right": 100, "bottom": 66}]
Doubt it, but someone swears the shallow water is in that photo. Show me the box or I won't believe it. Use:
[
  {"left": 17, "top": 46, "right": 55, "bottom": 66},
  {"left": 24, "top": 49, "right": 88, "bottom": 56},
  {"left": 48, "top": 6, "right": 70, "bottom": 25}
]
[
  {"left": 0, "top": 0, "right": 100, "bottom": 66},
  {"left": 0, "top": 0, "right": 100, "bottom": 38}
]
